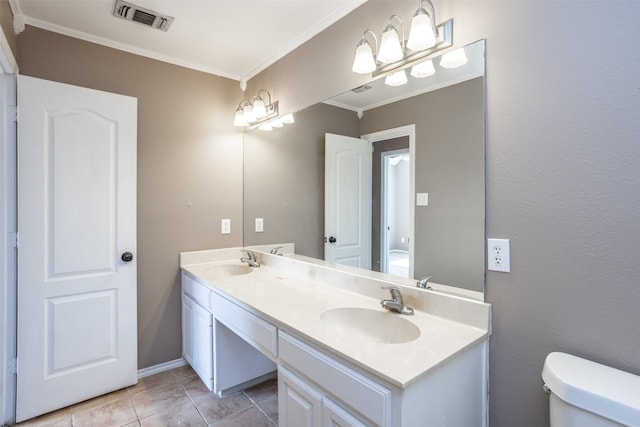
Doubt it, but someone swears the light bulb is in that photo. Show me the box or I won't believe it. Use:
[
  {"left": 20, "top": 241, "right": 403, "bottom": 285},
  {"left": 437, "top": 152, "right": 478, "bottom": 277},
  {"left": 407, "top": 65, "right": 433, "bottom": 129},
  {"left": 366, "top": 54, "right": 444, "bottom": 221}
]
[
  {"left": 440, "top": 48, "right": 468, "bottom": 69},
  {"left": 243, "top": 104, "right": 256, "bottom": 123},
  {"left": 253, "top": 97, "right": 267, "bottom": 119},
  {"left": 407, "top": 8, "right": 436, "bottom": 51},
  {"left": 385, "top": 70, "right": 408, "bottom": 87},
  {"left": 233, "top": 108, "right": 248, "bottom": 127},
  {"left": 281, "top": 113, "right": 295, "bottom": 124},
  {"left": 352, "top": 39, "right": 376, "bottom": 74},
  {"left": 271, "top": 119, "right": 283, "bottom": 128},
  {"left": 410, "top": 59, "right": 435, "bottom": 78},
  {"left": 378, "top": 24, "right": 403, "bottom": 64}
]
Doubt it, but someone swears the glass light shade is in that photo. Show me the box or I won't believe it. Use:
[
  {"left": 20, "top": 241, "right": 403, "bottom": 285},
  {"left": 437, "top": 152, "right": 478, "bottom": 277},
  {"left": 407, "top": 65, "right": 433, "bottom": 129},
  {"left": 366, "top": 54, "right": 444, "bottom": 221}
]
[
  {"left": 233, "top": 108, "right": 248, "bottom": 127},
  {"left": 281, "top": 113, "right": 295, "bottom": 124},
  {"left": 352, "top": 40, "right": 376, "bottom": 74},
  {"left": 253, "top": 98, "right": 267, "bottom": 119},
  {"left": 243, "top": 104, "right": 256, "bottom": 123},
  {"left": 377, "top": 25, "right": 403, "bottom": 64},
  {"left": 385, "top": 70, "right": 408, "bottom": 87},
  {"left": 271, "top": 119, "right": 283, "bottom": 128},
  {"left": 410, "top": 59, "right": 435, "bottom": 78},
  {"left": 407, "top": 11, "right": 436, "bottom": 51},
  {"left": 258, "top": 122, "right": 273, "bottom": 131},
  {"left": 440, "top": 48, "right": 468, "bottom": 69}
]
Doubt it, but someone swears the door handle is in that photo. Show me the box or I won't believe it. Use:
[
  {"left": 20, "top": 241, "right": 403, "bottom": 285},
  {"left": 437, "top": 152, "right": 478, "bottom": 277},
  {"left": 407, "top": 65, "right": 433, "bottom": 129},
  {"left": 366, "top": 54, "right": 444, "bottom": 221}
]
[
  {"left": 121, "top": 252, "right": 133, "bottom": 262},
  {"left": 328, "top": 236, "right": 337, "bottom": 244}
]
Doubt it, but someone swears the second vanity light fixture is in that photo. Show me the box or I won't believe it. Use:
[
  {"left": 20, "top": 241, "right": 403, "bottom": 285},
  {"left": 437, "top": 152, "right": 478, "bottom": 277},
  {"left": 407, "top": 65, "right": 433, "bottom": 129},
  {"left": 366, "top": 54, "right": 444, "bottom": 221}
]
[
  {"left": 352, "top": 0, "right": 462, "bottom": 83},
  {"left": 234, "top": 89, "right": 281, "bottom": 128}
]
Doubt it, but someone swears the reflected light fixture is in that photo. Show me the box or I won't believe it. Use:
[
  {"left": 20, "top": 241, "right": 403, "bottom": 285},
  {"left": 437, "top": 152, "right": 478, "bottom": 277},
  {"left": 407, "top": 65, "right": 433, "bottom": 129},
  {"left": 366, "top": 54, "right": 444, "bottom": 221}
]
[
  {"left": 406, "top": 0, "right": 437, "bottom": 52},
  {"left": 440, "top": 47, "right": 468, "bottom": 69},
  {"left": 410, "top": 59, "right": 435, "bottom": 78},
  {"left": 232, "top": 89, "right": 278, "bottom": 128},
  {"left": 377, "top": 15, "right": 404, "bottom": 64},
  {"left": 351, "top": 0, "right": 454, "bottom": 79},
  {"left": 385, "top": 70, "right": 408, "bottom": 87},
  {"left": 281, "top": 113, "right": 295, "bottom": 124}
]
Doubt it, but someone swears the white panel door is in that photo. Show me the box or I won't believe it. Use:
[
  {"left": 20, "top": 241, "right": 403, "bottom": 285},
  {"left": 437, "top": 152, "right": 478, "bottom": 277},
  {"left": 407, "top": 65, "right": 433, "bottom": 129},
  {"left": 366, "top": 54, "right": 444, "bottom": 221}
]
[
  {"left": 324, "top": 133, "right": 371, "bottom": 269},
  {"left": 16, "top": 75, "right": 137, "bottom": 422}
]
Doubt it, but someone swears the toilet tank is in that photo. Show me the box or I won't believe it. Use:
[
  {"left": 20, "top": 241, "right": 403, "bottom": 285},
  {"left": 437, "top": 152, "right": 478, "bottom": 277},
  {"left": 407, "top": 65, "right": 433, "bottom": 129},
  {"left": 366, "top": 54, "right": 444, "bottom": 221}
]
[{"left": 542, "top": 352, "right": 640, "bottom": 427}]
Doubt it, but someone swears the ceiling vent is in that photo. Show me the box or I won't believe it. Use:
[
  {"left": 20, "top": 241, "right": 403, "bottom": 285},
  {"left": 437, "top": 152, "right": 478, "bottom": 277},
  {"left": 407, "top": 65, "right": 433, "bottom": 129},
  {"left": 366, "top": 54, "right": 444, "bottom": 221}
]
[{"left": 113, "top": 0, "right": 174, "bottom": 32}]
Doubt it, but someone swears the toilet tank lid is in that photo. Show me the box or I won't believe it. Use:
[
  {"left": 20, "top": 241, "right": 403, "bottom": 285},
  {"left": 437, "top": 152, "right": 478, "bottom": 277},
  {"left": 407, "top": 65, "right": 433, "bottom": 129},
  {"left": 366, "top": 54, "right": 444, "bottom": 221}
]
[{"left": 542, "top": 352, "right": 640, "bottom": 426}]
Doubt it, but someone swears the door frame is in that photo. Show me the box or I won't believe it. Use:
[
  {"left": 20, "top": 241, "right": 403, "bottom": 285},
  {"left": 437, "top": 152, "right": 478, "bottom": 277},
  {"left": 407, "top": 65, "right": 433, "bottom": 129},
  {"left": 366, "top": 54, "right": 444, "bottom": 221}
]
[
  {"left": 381, "top": 148, "right": 410, "bottom": 276},
  {"left": 362, "top": 124, "right": 415, "bottom": 279},
  {"left": 0, "top": 26, "right": 19, "bottom": 426}
]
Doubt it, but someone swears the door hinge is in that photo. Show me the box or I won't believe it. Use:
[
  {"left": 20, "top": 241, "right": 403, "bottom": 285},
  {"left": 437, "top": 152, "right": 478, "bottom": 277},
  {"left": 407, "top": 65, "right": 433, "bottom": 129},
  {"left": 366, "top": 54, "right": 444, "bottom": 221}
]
[
  {"left": 8, "top": 105, "right": 17, "bottom": 122},
  {"left": 8, "top": 357, "right": 17, "bottom": 374},
  {"left": 8, "top": 231, "right": 18, "bottom": 248}
]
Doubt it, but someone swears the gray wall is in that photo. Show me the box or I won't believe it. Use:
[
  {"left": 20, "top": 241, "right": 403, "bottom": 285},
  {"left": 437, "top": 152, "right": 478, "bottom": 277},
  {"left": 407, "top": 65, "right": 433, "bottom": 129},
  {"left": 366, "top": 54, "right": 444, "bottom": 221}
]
[
  {"left": 243, "top": 102, "right": 359, "bottom": 258},
  {"left": 17, "top": 26, "right": 244, "bottom": 369},
  {"left": 248, "top": 1, "right": 640, "bottom": 426},
  {"left": 362, "top": 77, "right": 485, "bottom": 291}
]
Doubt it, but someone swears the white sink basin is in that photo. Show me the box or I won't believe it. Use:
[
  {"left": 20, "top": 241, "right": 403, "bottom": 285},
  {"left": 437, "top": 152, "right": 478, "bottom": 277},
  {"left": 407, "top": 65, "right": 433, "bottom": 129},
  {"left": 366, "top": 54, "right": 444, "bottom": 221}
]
[
  {"left": 204, "top": 264, "right": 253, "bottom": 276},
  {"left": 320, "top": 307, "right": 420, "bottom": 344}
]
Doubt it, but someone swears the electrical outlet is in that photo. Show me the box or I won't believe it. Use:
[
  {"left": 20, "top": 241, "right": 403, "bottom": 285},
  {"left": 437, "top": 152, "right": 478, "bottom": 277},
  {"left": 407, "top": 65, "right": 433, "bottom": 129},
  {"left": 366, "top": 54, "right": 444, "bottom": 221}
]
[
  {"left": 255, "top": 218, "right": 264, "bottom": 233},
  {"left": 488, "top": 238, "right": 510, "bottom": 272},
  {"left": 221, "top": 219, "right": 231, "bottom": 235}
]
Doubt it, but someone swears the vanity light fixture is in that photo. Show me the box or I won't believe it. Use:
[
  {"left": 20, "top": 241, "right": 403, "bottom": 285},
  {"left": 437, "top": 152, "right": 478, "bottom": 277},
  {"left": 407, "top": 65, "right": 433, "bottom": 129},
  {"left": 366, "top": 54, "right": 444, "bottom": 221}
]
[
  {"left": 281, "top": 113, "right": 295, "bottom": 124},
  {"left": 351, "top": 0, "right": 453, "bottom": 80},
  {"left": 440, "top": 47, "right": 468, "bottom": 69},
  {"left": 232, "top": 89, "right": 279, "bottom": 128}
]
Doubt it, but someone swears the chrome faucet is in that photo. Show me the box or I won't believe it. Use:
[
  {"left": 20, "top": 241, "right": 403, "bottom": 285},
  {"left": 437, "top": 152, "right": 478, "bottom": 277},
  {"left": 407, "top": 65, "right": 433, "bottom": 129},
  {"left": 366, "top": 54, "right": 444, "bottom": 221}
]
[
  {"left": 269, "top": 246, "right": 284, "bottom": 256},
  {"left": 416, "top": 275, "right": 433, "bottom": 289},
  {"left": 380, "top": 286, "right": 414, "bottom": 315},
  {"left": 240, "top": 249, "right": 260, "bottom": 267}
]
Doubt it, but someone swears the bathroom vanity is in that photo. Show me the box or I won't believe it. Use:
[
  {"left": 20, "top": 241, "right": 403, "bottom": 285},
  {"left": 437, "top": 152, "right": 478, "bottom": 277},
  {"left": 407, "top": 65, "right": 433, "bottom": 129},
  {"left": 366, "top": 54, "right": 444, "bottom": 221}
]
[{"left": 180, "top": 247, "right": 491, "bottom": 426}]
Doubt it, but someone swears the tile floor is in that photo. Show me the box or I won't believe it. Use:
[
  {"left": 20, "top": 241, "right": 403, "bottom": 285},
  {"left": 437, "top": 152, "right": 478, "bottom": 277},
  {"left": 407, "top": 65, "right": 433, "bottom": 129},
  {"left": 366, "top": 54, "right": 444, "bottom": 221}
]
[{"left": 13, "top": 365, "right": 278, "bottom": 427}]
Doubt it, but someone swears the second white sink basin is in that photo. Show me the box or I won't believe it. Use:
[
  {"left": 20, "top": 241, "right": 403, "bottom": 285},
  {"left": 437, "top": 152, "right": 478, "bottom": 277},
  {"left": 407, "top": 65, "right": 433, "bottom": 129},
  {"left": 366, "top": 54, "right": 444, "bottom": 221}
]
[
  {"left": 204, "top": 264, "right": 254, "bottom": 276},
  {"left": 320, "top": 307, "right": 421, "bottom": 344}
]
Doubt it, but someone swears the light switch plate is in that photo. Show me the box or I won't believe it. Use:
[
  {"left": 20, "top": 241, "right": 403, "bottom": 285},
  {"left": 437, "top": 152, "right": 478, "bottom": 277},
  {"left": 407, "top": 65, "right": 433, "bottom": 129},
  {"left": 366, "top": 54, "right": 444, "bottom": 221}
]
[
  {"left": 416, "top": 193, "right": 429, "bottom": 206},
  {"left": 255, "top": 218, "right": 264, "bottom": 233},
  {"left": 221, "top": 219, "right": 231, "bottom": 235}
]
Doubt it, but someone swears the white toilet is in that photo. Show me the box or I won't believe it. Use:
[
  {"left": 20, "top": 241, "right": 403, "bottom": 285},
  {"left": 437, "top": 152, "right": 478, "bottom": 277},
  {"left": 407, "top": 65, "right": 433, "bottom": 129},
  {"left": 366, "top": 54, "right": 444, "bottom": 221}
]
[{"left": 542, "top": 352, "right": 640, "bottom": 426}]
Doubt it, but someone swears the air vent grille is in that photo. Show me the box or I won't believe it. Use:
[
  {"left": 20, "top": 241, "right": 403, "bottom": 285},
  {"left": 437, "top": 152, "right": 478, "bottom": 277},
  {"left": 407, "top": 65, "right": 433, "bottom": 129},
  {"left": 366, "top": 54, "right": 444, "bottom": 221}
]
[{"left": 113, "top": 0, "right": 174, "bottom": 32}]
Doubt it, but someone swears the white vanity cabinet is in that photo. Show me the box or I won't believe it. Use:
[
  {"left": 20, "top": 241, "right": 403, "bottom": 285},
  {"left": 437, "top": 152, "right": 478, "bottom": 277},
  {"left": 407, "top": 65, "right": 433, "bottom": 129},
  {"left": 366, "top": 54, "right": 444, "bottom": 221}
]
[
  {"left": 278, "top": 367, "right": 367, "bottom": 427},
  {"left": 181, "top": 273, "right": 213, "bottom": 390},
  {"left": 278, "top": 331, "right": 389, "bottom": 426},
  {"left": 181, "top": 272, "right": 277, "bottom": 396}
]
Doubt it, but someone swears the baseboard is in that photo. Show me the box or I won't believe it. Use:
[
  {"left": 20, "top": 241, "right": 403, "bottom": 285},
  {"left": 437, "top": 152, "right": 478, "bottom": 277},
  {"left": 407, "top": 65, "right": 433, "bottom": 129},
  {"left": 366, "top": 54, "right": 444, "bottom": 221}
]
[{"left": 137, "top": 358, "right": 187, "bottom": 379}]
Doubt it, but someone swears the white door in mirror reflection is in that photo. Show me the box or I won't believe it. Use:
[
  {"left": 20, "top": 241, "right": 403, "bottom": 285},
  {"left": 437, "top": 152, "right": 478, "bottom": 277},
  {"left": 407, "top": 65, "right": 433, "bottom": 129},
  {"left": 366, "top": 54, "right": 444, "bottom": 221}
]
[{"left": 324, "top": 133, "right": 372, "bottom": 269}]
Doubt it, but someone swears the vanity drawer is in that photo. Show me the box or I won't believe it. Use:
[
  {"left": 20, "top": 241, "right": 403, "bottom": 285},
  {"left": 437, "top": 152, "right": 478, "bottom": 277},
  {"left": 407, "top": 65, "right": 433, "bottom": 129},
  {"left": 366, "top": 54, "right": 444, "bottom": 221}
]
[
  {"left": 182, "top": 273, "right": 212, "bottom": 310},
  {"left": 278, "top": 331, "right": 391, "bottom": 426},
  {"left": 211, "top": 292, "right": 278, "bottom": 359}
]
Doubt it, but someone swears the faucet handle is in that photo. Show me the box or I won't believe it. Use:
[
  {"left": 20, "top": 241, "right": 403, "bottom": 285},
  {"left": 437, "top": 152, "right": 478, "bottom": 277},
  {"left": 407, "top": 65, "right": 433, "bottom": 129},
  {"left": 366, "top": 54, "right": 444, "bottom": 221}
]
[
  {"left": 416, "top": 275, "right": 433, "bottom": 289},
  {"left": 382, "top": 285, "right": 403, "bottom": 302},
  {"left": 270, "top": 246, "right": 283, "bottom": 255}
]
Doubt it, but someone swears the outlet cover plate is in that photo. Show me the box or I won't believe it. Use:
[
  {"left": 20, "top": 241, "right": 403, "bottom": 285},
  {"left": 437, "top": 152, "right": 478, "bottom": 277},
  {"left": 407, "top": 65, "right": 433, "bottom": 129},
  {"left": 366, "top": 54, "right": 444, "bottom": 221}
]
[{"left": 488, "top": 238, "right": 510, "bottom": 272}]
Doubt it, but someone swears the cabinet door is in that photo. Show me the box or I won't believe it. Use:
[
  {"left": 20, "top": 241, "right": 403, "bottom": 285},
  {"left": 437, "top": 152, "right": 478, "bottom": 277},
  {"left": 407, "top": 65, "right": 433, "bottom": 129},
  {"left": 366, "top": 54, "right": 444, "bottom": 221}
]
[
  {"left": 279, "top": 367, "right": 322, "bottom": 427},
  {"left": 182, "top": 294, "right": 213, "bottom": 390},
  {"left": 323, "top": 398, "right": 367, "bottom": 427}
]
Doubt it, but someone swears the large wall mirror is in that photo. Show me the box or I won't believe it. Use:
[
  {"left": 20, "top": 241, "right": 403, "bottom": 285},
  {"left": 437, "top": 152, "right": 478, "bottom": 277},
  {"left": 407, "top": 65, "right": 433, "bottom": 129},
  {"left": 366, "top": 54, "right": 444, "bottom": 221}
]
[{"left": 243, "top": 40, "right": 486, "bottom": 300}]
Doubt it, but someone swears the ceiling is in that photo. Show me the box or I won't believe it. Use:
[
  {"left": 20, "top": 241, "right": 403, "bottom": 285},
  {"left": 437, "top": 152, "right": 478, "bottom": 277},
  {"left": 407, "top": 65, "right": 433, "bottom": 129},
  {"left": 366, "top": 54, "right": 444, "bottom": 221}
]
[{"left": 10, "top": 0, "right": 366, "bottom": 84}]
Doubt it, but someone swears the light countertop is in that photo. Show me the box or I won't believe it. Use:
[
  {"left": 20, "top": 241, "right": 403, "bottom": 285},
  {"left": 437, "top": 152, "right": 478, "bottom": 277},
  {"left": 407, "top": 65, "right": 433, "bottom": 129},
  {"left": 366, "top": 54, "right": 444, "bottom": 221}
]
[{"left": 181, "top": 248, "right": 490, "bottom": 389}]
